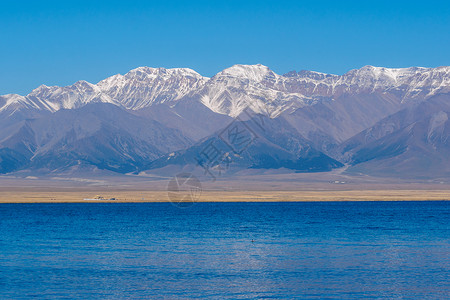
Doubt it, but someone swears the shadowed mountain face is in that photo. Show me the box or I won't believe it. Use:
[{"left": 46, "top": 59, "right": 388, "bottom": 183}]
[
  {"left": 0, "top": 64, "right": 449, "bottom": 178},
  {"left": 134, "top": 97, "right": 233, "bottom": 141},
  {"left": 340, "top": 94, "right": 450, "bottom": 178},
  {"left": 146, "top": 115, "right": 343, "bottom": 176},
  {"left": 281, "top": 93, "right": 403, "bottom": 154},
  {"left": 0, "top": 103, "right": 192, "bottom": 173}
]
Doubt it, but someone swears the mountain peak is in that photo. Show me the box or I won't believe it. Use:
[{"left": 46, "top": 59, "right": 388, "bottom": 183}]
[
  {"left": 125, "top": 66, "right": 205, "bottom": 79},
  {"left": 284, "top": 70, "right": 337, "bottom": 80},
  {"left": 71, "top": 80, "right": 96, "bottom": 91},
  {"left": 347, "top": 65, "right": 432, "bottom": 77},
  {"left": 218, "top": 64, "right": 273, "bottom": 82}
]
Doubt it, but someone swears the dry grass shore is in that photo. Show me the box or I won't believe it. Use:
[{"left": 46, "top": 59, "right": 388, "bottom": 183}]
[
  {"left": 1, "top": 189, "right": 450, "bottom": 203},
  {"left": 1, "top": 174, "right": 450, "bottom": 203}
]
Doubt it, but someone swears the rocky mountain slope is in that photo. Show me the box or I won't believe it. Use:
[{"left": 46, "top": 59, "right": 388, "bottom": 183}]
[{"left": 340, "top": 94, "right": 450, "bottom": 178}]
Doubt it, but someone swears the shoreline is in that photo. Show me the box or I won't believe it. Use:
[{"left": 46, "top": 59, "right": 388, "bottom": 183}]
[{"left": 1, "top": 189, "right": 450, "bottom": 203}]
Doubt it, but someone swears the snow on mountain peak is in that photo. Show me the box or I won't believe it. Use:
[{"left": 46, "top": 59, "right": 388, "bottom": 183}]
[
  {"left": 284, "top": 70, "right": 338, "bottom": 80},
  {"left": 124, "top": 66, "right": 205, "bottom": 80},
  {"left": 218, "top": 64, "right": 273, "bottom": 82},
  {"left": 201, "top": 64, "right": 310, "bottom": 118},
  {"left": 0, "top": 93, "right": 52, "bottom": 114},
  {"left": 96, "top": 66, "right": 208, "bottom": 110},
  {"left": 347, "top": 65, "right": 431, "bottom": 79},
  {"left": 72, "top": 80, "right": 95, "bottom": 89},
  {"left": 0, "top": 65, "right": 449, "bottom": 118},
  {"left": 97, "top": 67, "right": 206, "bottom": 89}
]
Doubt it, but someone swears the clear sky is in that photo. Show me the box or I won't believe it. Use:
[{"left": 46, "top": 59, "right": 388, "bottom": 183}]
[{"left": 1, "top": 0, "right": 449, "bottom": 95}]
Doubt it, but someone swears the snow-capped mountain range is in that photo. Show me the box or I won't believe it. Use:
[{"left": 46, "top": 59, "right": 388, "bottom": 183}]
[
  {"left": 0, "top": 64, "right": 449, "bottom": 178},
  {"left": 2, "top": 64, "right": 449, "bottom": 116}
]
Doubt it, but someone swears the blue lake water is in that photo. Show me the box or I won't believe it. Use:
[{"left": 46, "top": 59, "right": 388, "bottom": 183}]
[{"left": 0, "top": 201, "right": 449, "bottom": 299}]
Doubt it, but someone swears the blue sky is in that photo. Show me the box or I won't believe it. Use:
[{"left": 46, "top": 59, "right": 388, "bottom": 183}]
[{"left": 0, "top": 0, "right": 449, "bottom": 95}]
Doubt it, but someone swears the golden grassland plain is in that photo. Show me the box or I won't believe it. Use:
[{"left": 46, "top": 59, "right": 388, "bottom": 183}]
[
  {"left": 1, "top": 174, "right": 449, "bottom": 203},
  {"left": 1, "top": 188, "right": 450, "bottom": 203}
]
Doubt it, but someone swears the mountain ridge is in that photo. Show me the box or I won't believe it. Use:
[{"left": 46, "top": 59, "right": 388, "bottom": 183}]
[
  {"left": 2, "top": 64, "right": 448, "bottom": 116},
  {"left": 0, "top": 64, "right": 449, "bottom": 179}
]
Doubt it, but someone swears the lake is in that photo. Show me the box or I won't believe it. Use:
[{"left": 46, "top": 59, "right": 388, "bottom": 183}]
[{"left": 0, "top": 201, "right": 449, "bottom": 299}]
